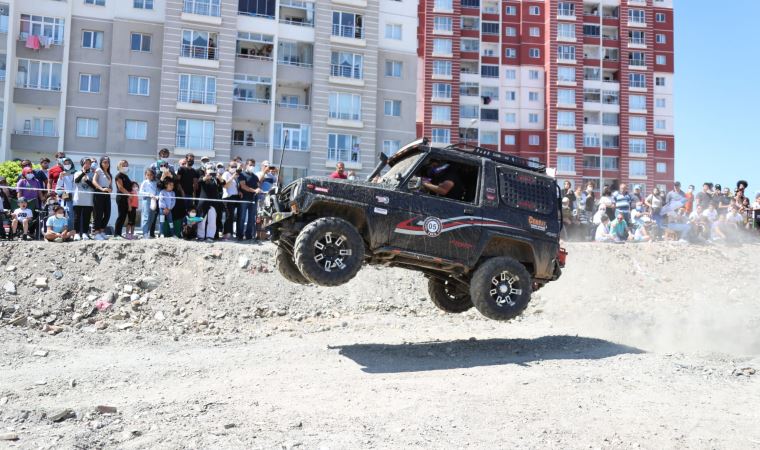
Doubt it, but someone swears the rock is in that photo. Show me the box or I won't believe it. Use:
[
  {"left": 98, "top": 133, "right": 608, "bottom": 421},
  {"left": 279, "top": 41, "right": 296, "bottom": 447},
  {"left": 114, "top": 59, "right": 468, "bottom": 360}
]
[
  {"left": 34, "top": 277, "right": 48, "bottom": 288},
  {"left": 5, "top": 265, "right": 16, "bottom": 272},
  {"left": 9, "top": 315, "right": 27, "bottom": 326},
  {"left": 42, "top": 324, "right": 63, "bottom": 335},
  {"left": 72, "top": 313, "right": 84, "bottom": 322},
  {"left": 53, "top": 270, "right": 64, "bottom": 280},
  {"left": 224, "top": 423, "right": 236, "bottom": 429},
  {"left": 238, "top": 255, "right": 250, "bottom": 269},
  {"left": 35, "top": 380, "right": 47, "bottom": 385},
  {"left": 154, "top": 311, "right": 166, "bottom": 321},
  {"left": 123, "top": 284, "right": 134, "bottom": 294},
  {"left": 3, "top": 281, "right": 16, "bottom": 295},
  {"left": 83, "top": 275, "right": 94, "bottom": 282},
  {"left": 0, "top": 432, "right": 19, "bottom": 441},
  {"left": 50, "top": 409, "right": 75, "bottom": 422},
  {"left": 70, "top": 379, "right": 77, "bottom": 388},
  {"left": 95, "top": 320, "right": 108, "bottom": 330},
  {"left": 215, "top": 312, "right": 227, "bottom": 319},
  {"left": 118, "top": 323, "right": 133, "bottom": 331},
  {"left": 733, "top": 367, "right": 756, "bottom": 377},
  {"left": 136, "top": 277, "right": 159, "bottom": 291},
  {"left": 130, "top": 293, "right": 140, "bottom": 302},
  {"left": 30, "top": 309, "right": 45, "bottom": 318},
  {"left": 96, "top": 405, "right": 117, "bottom": 414},
  {"left": 33, "top": 350, "right": 49, "bottom": 357},
  {"left": 0, "top": 397, "right": 8, "bottom": 405}
]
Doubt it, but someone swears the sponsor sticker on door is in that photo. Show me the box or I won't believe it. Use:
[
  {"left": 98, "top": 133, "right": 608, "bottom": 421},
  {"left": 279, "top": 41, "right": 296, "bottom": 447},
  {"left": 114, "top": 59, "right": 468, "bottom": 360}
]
[{"left": 528, "top": 216, "right": 547, "bottom": 232}]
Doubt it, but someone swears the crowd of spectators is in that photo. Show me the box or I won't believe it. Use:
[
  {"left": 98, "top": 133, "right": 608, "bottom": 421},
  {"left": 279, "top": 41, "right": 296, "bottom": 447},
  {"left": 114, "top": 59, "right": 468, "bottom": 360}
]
[
  {"left": 561, "top": 179, "right": 760, "bottom": 244},
  {"left": 0, "top": 149, "right": 282, "bottom": 243}
]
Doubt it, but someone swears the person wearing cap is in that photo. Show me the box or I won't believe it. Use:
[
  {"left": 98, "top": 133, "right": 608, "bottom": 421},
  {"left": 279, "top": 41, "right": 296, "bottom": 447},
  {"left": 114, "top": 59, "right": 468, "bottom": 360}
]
[
  {"left": 35, "top": 157, "right": 50, "bottom": 190},
  {"left": 16, "top": 167, "right": 44, "bottom": 213},
  {"left": 47, "top": 152, "right": 67, "bottom": 193},
  {"left": 632, "top": 185, "right": 643, "bottom": 204},
  {"left": 665, "top": 181, "right": 685, "bottom": 213},
  {"left": 72, "top": 158, "right": 96, "bottom": 240},
  {"left": 11, "top": 197, "right": 34, "bottom": 240}
]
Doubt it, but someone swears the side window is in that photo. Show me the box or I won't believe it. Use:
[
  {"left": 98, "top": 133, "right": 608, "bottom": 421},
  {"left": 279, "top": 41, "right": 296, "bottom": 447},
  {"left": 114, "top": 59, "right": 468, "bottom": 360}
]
[
  {"left": 498, "top": 168, "right": 556, "bottom": 214},
  {"left": 415, "top": 157, "right": 480, "bottom": 203}
]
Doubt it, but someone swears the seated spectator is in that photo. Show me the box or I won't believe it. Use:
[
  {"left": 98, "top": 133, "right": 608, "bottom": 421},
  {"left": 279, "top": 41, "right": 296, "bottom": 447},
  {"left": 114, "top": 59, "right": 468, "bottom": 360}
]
[
  {"left": 702, "top": 203, "right": 718, "bottom": 223},
  {"left": 12, "top": 197, "right": 34, "bottom": 240},
  {"left": 594, "top": 214, "right": 614, "bottom": 242},
  {"left": 610, "top": 212, "right": 630, "bottom": 242},
  {"left": 0, "top": 177, "right": 12, "bottom": 240},
  {"left": 44, "top": 206, "right": 74, "bottom": 242},
  {"left": 633, "top": 218, "right": 653, "bottom": 243},
  {"left": 726, "top": 204, "right": 744, "bottom": 227},
  {"left": 592, "top": 204, "right": 607, "bottom": 225},
  {"left": 181, "top": 207, "right": 203, "bottom": 240}
]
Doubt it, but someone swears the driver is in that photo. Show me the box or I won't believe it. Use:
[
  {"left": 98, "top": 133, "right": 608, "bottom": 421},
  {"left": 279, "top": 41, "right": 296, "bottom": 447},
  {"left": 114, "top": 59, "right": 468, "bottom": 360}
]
[{"left": 422, "top": 159, "right": 465, "bottom": 201}]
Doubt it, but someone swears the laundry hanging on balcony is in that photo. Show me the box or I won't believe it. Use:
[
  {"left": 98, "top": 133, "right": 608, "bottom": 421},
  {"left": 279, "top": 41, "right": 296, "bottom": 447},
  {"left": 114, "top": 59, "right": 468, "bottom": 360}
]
[{"left": 25, "top": 34, "right": 40, "bottom": 51}]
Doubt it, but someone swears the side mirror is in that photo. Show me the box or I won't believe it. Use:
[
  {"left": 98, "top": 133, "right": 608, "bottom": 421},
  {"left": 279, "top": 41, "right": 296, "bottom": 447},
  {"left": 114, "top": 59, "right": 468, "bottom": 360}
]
[{"left": 408, "top": 176, "right": 422, "bottom": 190}]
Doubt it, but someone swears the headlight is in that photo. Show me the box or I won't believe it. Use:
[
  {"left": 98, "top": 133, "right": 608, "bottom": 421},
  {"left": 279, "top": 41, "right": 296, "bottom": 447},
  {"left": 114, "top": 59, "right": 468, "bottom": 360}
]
[{"left": 290, "top": 182, "right": 301, "bottom": 201}]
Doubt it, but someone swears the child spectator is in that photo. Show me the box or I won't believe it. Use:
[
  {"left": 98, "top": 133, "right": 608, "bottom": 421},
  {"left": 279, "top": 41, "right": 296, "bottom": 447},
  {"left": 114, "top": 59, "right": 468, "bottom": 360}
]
[
  {"left": 140, "top": 168, "right": 159, "bottom": 239},
  {"left": 181, "top": 207, "right": 203, "bottom": 240},
  {"left": 127, "top": 182, "right": 139, "bottom": 240},
  {"left": 594, "top": 214, "right": 613, "bottom": 242},
  {"left": 12, "top": 197, "right": 34, "bottom": 240},
  {"left": 45, "top": 206, "right": 73, "bottom": 242},
  {"left": 158, "top": 180, "right": 177, "bottom": 238}
]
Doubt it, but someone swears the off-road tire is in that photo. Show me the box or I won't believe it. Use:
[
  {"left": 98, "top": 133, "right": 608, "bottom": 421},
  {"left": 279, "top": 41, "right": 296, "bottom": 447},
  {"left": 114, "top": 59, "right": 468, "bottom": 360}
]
[
  {"left": 428, "top": 277, "right": 473, "bottom": 313},
  {"left": 275, "top": 245, "right": 309, "bottom": 285},
  {"left": 293, "top": 217, "right": 365, "bottom": 287},
  {"left": 470, "top": 257, "right": 532, "bottom": 321}
]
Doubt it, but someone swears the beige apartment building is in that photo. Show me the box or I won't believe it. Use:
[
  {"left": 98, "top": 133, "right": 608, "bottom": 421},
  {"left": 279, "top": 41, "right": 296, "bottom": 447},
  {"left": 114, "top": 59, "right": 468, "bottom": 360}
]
[{"left": 0, "top": 0, "right": 418, "bottom": 183}]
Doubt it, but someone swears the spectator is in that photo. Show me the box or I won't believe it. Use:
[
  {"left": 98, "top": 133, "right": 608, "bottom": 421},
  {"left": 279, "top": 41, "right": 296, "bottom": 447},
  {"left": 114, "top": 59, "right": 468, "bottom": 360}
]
[
  {"left": 72, "top": 158, "right": 95, "bottom": 241},
  {"left": 34, "top": 157, "right": 50, "bottom": 190},
  {"left": 735, "top": 180, "right": 748, "bottom": 206},
  {"left": 158, "top": 179, "right": 177, "bottom": 238},
  {"left": 684, "top": 185, "right": 695, "bottom": 214},
  {"left": 151, "top": 148, "right": 174, "bottom": 177},
  {"left": 44, "top": 205, "right": 73, "bottom": 242},
  {"left": 632, "top": 217, "right": 653, "bottom": 243},
  {"left": 562, "top": 181, "right": 576, "bottom": 208},
  {"left": 594, "top": 214, "right": 613, "bottom": 242},
  {"left": 583, "top": 183, "right": 596, "bottom": 218},
  {"left": 347, "top": 170, "right": 357, "bottom": 181},
  {"left": 695, "top": 183, "right": 712, "bottom": 210},
  {"left": 181, "top": 207, "right": 202, "bottom": 240},
  {"left": 238, "top": 159, "right": 260, "bottom": 241},
  {"left": 11, "top": 197, "right": 34, "bottom": 240},
  {"left": 0, "top": 177, "right": 12, "bottom": 240},
  {"left": 47, "top": 152, "right": 67, "bottom": 192},
  {"left": 702, "top": 203, "right": 718, "bottom": 223},
  {"left": 645, "top": 187, "right": 664, "bottom": 227},
  {"left": 140, "top": 168, "right": 159, "bottom": 239},
  {"left": 55, "top": 158, "right": 76, "bottom": 230},
  {"left": 592, "top": 204, "right": 607, "bottom": 225},
  {"left": 726, "top": 204, "right": 744, "bottom": 227},
  {"left": 609, "top": 212, "right": 630, "bottom": 242},
  {"left": 600, "top": 186, "right": 615, "bottom": 220},
  {"left": 127, "top": 182, "right": 139, "bottom": 240},
  {"left": 752, "top": 193, "right": 760, "bottom": 228},
  {"left": 16, "top": 167, "right": 44, "bottom": 213},
  {"left": 632, "top": 185, "right": 643, "bottom": 204},
  {"left": 197, "top": 163, "right": 223, "bottom": 241},
  {"left": 329, "top": 162, "right": 348, "bottom": 179},
  {"left": 113, "top": 160, "right": 133, "bottom": 240},
  {"left": 664, "top": 181, "right": 686, "bottom": 216},
  {"left": 221, "top": 161, "right": 241, "bottom": 240},
  {"left": 177, "top": 152, "right": 199, "bottom": 207},
  {"left": 573, "top": 186, "right": 583, "bottom": 211},
  {"left": 612, "top": 183, "right": 634, "bottom": 223},
  {"left": 91, "top": 156, "right": 113, "bottom": 240},
  {"left": 716, "top": 186, "right": 732, "bottom": 215}
]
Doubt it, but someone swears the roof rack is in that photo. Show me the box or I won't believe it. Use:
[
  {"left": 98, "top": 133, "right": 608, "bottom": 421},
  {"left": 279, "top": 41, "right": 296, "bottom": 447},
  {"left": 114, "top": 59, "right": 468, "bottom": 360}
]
[{"left": 444, "top": 142, "right": 547, "bottom": 174}]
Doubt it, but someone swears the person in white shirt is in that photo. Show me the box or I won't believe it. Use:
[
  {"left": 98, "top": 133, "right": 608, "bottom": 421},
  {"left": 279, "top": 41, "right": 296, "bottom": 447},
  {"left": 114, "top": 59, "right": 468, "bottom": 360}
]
[
  {"left": 12, "top": 197, "right": 34, "bottom": 240},
  {"left": 594, "top": 214, "right": 614, "bottom": 242},
  {"left": 702, "top": 203, "right": 718, "bottom": 223},
  {"left": 592, "top": 204, "right": 607, "bottom": 225},
  {"left": 221, "top": 162, "right": 241, "bottom": 240}
]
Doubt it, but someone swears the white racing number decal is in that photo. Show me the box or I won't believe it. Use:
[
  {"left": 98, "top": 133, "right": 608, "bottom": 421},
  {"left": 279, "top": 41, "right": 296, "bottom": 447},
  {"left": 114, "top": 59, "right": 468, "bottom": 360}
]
[
  {"left": 423, "top": 217, "right": 443, "bottom": 237},
  {"left": 313, "top": 232, "right": 352, "bottom": 272}
]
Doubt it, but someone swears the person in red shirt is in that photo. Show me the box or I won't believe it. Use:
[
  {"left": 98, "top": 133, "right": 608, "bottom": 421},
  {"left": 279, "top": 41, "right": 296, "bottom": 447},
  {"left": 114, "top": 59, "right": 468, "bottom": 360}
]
[
  {"left": 47, "top": 152, "right": 67, "bottom": 192},
  {"left": 329, "top": 162, "right": 347, "bottom": 179}
]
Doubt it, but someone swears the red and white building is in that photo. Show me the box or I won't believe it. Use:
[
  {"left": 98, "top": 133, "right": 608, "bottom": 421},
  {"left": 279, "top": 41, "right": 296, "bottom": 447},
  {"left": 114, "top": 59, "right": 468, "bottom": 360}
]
[{"left": 417, "top": 0, "right": 675, "bottom": 192}]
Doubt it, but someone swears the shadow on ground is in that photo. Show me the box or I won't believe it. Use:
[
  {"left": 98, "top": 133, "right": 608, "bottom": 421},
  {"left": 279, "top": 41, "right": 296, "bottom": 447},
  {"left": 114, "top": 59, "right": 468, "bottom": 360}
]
[{"left": 331, "top": 335, "right": 644, "bottom": 373}]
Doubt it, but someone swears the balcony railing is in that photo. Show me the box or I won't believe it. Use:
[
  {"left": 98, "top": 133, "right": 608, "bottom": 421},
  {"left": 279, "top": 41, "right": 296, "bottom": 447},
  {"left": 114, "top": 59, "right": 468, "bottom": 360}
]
[
  {"left": 233, "top": 94, "right": 271, "bottom": 104},
  {"left": 237, "top": 52, "right": 273, "bottom": 61},
  {"left": 16, "top": 80, "right": 61, "bottom": 91},
  {"left": 238, "top": 11, "right": 275, "bottom": 19},
  {"left": 232, "top": 140, "right": 270, "bottom": 149},
  {"left": 331, "top": 24, "right": 364, "bottom": 39},
  {"left": 330, "top": 65, "right": 362, "bottom": 79},
  {"left": 277, "top": 102, "right": 310, "bottom": 110},
  {"left": 183, "top": 0, "right": 221, "bottom": 17},
  {"left": 180, "top": 44, "right": 219, "bottom": 61},
  {"left": 327, "top": 148, "right": 360, "bottom": 163},
  {"left": 14, "top": 128, "right": 58, "bottom": 137},
  {"left": 18, "top": 32, "right": 64, "bottom": 46},
  {"left": 279, "top": 17, "right": 314, "bottom": 27},
  {"left": 278, "top": 57, "right": 312, "bottom": 68},
  {"left": 177, "top": 89, "right": 216, "bottom": 105}
]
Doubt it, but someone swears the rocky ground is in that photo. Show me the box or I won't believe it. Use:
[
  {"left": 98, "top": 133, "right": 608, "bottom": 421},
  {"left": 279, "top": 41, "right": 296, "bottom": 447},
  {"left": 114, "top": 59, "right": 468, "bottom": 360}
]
[{"left": 0, "top": 240, "right": 758, "bottom": 449}]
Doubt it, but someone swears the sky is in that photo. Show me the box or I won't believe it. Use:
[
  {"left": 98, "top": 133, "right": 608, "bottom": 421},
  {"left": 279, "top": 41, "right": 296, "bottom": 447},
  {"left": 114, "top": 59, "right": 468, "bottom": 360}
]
[{"left": 675, "top": 1, "right": 760, "bottom": 195}]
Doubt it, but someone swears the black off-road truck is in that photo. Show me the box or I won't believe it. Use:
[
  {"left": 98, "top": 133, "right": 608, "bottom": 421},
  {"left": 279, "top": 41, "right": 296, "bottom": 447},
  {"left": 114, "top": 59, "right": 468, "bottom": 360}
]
[{"left": 263, "top": 138, "right": 566, "bottom": 321}]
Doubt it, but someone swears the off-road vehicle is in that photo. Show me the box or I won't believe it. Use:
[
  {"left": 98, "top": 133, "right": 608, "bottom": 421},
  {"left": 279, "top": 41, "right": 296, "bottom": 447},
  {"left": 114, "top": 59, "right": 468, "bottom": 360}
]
[{"left": 263, "top": 138, "right": 566, "bottom": 321}]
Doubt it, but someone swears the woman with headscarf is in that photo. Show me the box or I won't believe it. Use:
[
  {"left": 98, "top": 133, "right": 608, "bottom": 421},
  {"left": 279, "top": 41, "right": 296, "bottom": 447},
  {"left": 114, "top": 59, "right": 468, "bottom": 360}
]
[{"left": 91, "top": 156, "right": 113, "bottom": 240}]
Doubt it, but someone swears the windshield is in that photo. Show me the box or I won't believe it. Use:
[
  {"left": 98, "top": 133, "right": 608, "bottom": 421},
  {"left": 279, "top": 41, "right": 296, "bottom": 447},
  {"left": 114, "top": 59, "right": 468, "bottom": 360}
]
[{"left": 378, "top": 153, "right": 425, "bottom": 186}]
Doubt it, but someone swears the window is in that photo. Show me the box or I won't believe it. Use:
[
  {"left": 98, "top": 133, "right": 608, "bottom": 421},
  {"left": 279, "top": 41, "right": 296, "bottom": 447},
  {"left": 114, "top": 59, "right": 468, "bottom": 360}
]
[
  {"left": 332, "top": 12, "right": 364, "bottom": 39},
  {"left": 176, "top": 118, "right": 214, "bottom": 150},
  {"left": 327, "top": 134, "right": 361, "bottom": 162},
  {"left": 505, "top": 26, "right": 516, "bottom": 37},
  {"left": 529, "top": 48, "right": 540, "bottom": 58},
  {"left": 629, "top": 116, "right": 646, "bottom": 132},
  {"left": 628, "top": 9, "right": 645, "bottom": 24},
  {"left": 603, "top": 90, "right": 619, "bottom": 105},
  {"left": 557, "top": 156, "right": 575, "bottom": 173},
  {"left": 384, "top": 60, "right": 402, "bottom": 78},
  {"left": 629, "top": 138, "right": 646, "bottom": 154},
  {"left": 656, "top": 55, "right": 666, "bottom": 65},
  {"left": 655, "top": 12, "right": 666, "bottom": 23},
  {"left": 527, "top": 113, "right": 539, "bottom": 124},
  {"left": 434, "top": 0, "right": 453, "bottom": 11},
  {"left": 481, "top": 86, "right": 498, "bottom": 100},
  {"left": 385, "top": 24, "right": 402, "bottom": 40},
  {"left": 432, "top": 105, "right": 451, "bottom": 121},
  {"left": 133, "top": 0, "right": 153, "bottom": 9},
  {"left": 184, "top": 0, "right": 221, "bottom": 16},
  {"left": 16, "top": 59, "right": 63, "bottom": 91},
  {"left": 656, "top": 77, "right": 666, "bottom": 87},
  {"left": 557, "top": 2, "right": 574, "bottom": 17},
  {"left": 505, "top": 5, "right": 516, "bottom": 15},
  {"left": 583, "top": 156, "right": 619, "bottom": 170},
  {"left": 557, "top": 89, "right": 575, "bottom": 104},
  {"left": 584, "top": 88, "right": 600, "bottom": 103},
  {"left": 504, "top": 135, "right": 515, "bottom": 145},
  {"left": 431, "top": 128, "right": 450, "bottom": 144},
  {"left": 528, "top": 91, "right": 539, "bottom": 102},
  {"left": 433, "top": 17, "right": 452, "bottom": 33},
  {"left": 584, "top": 67, "right": 600, "bottom": 81},
  {"left": 656, "top": 119, "right": 666, "bottom": 130},
  {"left": 558, "top": 23, "right": 575, "bottom": 39},
  {"left": 558, "top": 67, "right": 575, "bottom": 82},
  {"left": 433, "top": 38, "right": 452, "bottom": 55},
  {"left": 460, "top": 105, "right": 478, "bottom": 119},
  {"left": 85, "top": 0, "right": 105, "bottom": 5},
  {"left": 331, "top": 52, "right": 363, "bottom": 79},
  {"left": 481, "top": 109, "right": 498, "bottom": 122},
  {"left": 529, "top": 27, "right": 540, "bottom": 37},
  {"left": 461, "top": 39, "right": 479, "bottom": 52},
  {"left": 603, "top": 135, "right": 620, "bottom": 148},
  {"left": 125, "top": 120, "right": 148, "bottom": 140},
  {"left": 131, "top": 32, "right": 151, "bottom": 52},
  {"left": 656, "top": 34, "right": 667, "bottom": 44},
  {"left": 384, "top": 100, "right": 401, "bottom": 117},
  {"left": 629, "top": 73, "right": 646, "bottom": 88},
  {"left": 529, "top": 6, "right": 540, "bottom": 15},
  {"left": 602, "top": 113, "right": 619, "bottom": 126},
  {"left": 178, "top": 74, "right": 216, "bottom": 104},
  {"left": 504, "top": 48, "right": 516, "bottom": 58},
  {"left": 629, "top": 30, "right": 645, "bottom": 45},
  {"left": 584, "top": 133, "right": 600, "bottom": 147},
  {"left": 79, "top": 74, "right": 101, "bottom": 93},
  {"left": 82, "top": 30, "right": 104, "bottom": 49},
  {"left": 505, "top": 90, "right": 516, "bottom": 101},
  {"left": 76, "top": 118, "right": 99, "bottom": 138},
  {"left": 629, "top": 160, "right": 646, "bottom": 177},
  {"left": 629, "top": 95, "right": 646, "bottom": 110},
  {"left": 558, "top": 45, "right": 575, "bottom": 61},
  {"left": 19, "top": 14, "right": 65, "bottom": 45},
  {"left": 328, "top": 93, "right": 362, "bottom": 121},
  {"left": 504, "top": 113, "right": 516, "bottom": 123},
  {"left": 432, "top": 60, "right": 451, "bottom": 77},
  {"left": 629, "top": 52, "right": 646, "bottom": 67},
  {"left": 128, "top": 75, "right": 150, "bottom": 96},
  {"left": 481, "top": 132, "right": 498, "bottom": 145},
  {"left": 278, "top": 40, "right": 313, "bottom": 67},
  {"left": 656, "top": 162, "right": 667, "bottom": 173},
  {"left": 557, "top": 111, "right": 575, "bottom": 127},
  {"left": 481, "top": 65, "right": 498, "bottom": 78},
  {"left": 482, "top": 22, "right": 499, "bottom": 35},
  {"left": 274, "top": 123, "right": 311, "bottom": 151},
  {"left": 432, "top": 83, "right": 451, "bottom": 99},
  {"left": 557, "top": 134, "right": 575, "bottom": 150},
  {"left": 656, "top": 140, "right": 667, "bottom": 151},
  {"left": 584, "top": 25, "right": 600, "bottom": 37},
  {"left": 656, "top": 98, "right": 666, "bottom": 108},
  {"left": 504, "top": 69, "right": 516, "bottom": 80},
  {"left": 529, "top": 70, "right": 540, "bottom": 80},
  {"left": 383, "top": 140, "right": 401, "bottom": 155},
  {"left": 529, "top": 135, "right": 539, "bottom": 146}
]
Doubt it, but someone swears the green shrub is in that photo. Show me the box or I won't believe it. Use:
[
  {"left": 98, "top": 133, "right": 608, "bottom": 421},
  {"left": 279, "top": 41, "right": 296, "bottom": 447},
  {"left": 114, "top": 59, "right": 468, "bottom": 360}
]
[{"left": 0, "top": 161, "right": 23, "bottom": 186}]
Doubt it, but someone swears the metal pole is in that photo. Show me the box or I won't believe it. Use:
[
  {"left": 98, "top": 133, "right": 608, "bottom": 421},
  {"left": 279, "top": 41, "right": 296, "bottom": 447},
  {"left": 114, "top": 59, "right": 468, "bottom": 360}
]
[{"left": 598, "top": 2, "right": 605, "bottom": 192}]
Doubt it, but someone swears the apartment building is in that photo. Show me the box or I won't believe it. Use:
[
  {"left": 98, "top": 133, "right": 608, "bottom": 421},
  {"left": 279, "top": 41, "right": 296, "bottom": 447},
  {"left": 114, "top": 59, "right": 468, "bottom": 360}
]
[
  {"left": 0, "top": 0, "right": 418, "bottom": 183},
  {"left": 417, "top": 0, "right": 675, "bottom": 193}
]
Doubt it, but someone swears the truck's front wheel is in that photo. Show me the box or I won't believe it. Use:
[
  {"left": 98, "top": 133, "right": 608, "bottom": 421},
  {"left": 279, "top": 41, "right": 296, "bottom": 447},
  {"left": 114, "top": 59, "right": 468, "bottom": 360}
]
[
  {"left": 470, "top": 257, "right": 532, "bottom": 321},
  {"left": 428, "top": 277, "right": 473, "bottom": 313},
  {"left": 293, "top": 217, "right": 365, "bottom": 287}
]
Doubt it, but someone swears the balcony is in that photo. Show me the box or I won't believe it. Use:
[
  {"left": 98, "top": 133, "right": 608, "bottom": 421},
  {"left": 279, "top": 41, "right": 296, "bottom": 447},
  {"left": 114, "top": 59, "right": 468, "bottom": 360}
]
[
  {"left": 182, "top": 0, "right": 222, "bottom": 25},
  {"left": 14, "top": 83, "right": 62, "bottom": 107},
  {"left": 330, "top": 24, "right": 365, "bottom": 47},
  {"left": 237, "top": 39, "right": 273, "bottom": 63},
  {"left": 279, "top": 0, "right": 314, "bottom": 27},
  {"left": 232, "top": 94, "right": 272, "bottom": 118},
  {"left": 11, "top": 130, "right": 59, "bottom": 153},
  {"left": 277, "top": 60, "right": 312, "bottom": 84},
  {"left": 179, "top": 44, "right": 219, "bottom": 69},
  {"left": 16, "top": 36, "right": 64, "bottom": 61},
  {"left": 329, "top": 64, "right": 363, "bottom": 87},
  {"left": 176, "top": 89, "right": 217, "bottom": 113}
]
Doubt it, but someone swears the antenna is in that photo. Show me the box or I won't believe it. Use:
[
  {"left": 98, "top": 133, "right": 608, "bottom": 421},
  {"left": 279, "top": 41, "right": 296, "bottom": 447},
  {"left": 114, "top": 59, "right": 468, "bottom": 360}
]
[{"left": 276, "top": 129, "right": 288, "bottom": 190}]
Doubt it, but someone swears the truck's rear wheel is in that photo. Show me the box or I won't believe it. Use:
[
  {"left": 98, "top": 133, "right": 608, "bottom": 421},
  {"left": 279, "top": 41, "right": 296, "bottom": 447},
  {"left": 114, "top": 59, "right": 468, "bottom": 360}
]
[
  {"left": 275, "top": 245, "right": 309, "bottom": 285},
  {"left": 470, "top": 257, "right": 532, "bottom": 321},
  {"left": 293, "top": 217, "right": 365, "bottom": 287},
  {"left": 428, "top": 277, "right": 473, "bottom": 313}
]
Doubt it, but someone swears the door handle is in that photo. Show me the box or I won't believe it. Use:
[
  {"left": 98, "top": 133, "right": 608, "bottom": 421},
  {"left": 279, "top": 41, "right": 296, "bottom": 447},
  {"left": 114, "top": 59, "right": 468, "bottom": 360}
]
[{"left": 463, "top": 208, "right": 474, "bottom": 215}]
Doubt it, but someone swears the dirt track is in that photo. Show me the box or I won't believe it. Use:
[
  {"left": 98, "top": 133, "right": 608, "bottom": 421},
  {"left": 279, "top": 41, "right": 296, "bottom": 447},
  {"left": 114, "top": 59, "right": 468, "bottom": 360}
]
[{"left": 1, "top": 241, "right": 759, "bottom": 449}]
